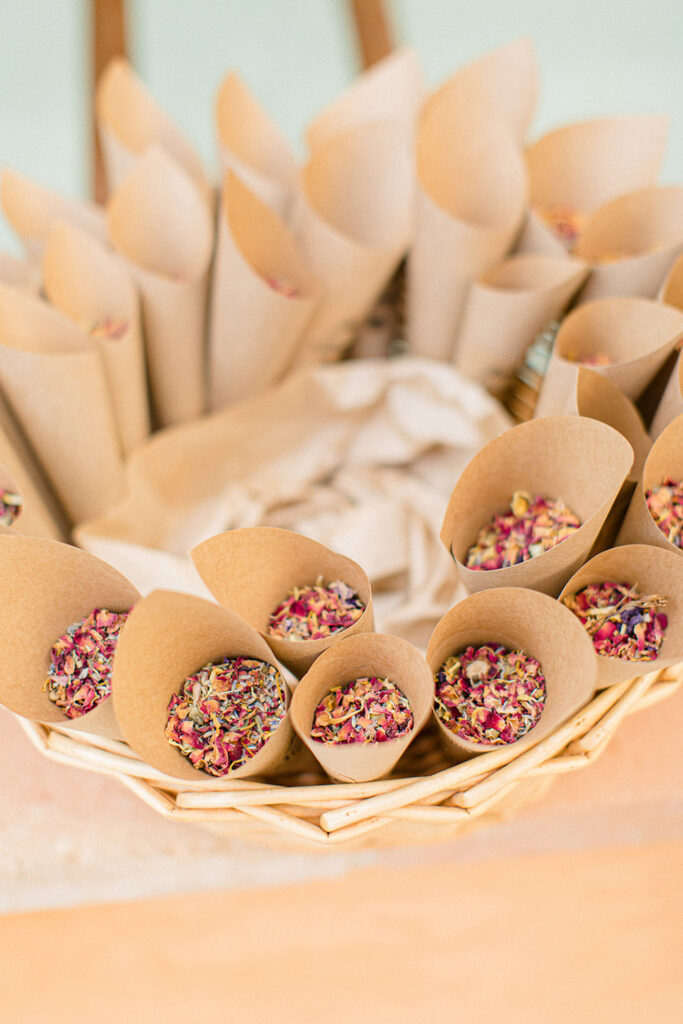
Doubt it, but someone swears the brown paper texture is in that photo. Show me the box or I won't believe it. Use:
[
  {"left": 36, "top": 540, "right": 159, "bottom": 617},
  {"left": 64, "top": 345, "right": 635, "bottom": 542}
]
[
  {"left": 0, "top": 283, "right": 125, "bottom": 523},
  {"left": 0, "top": 250, "right": 41, "bottom": 293},
  {"left": 559, "top": 544, "right": 683, "bottom": 687},
  {"left": 617, "top": 414, "right": 683, "bottom": 555},
  {"left": 0, "top": 397, "right": 67, "bottom": 540},
  {"left": 43, "top": 221, "right": 150, "bottom": 458},
  {"left": 191, "top": 527, "right": 374, "bottom": 678},
  {"left": 440, "top": 415, "right": 634, "bottom": 596},
  {"left": 535, "top": 297, "right": 683, "bottom": 419},
  {"left": 208, "top": 173, "right": 318, "bottom": 410},
  {"left": 112, "top": 589, "right": 296, "bottom": 782},
  {"left": 0, "top": 535, "right": 139, "bottom": 738},
  {"left": 659, "top": 251, "right": 683, "bottom": 307},
  {"left": 107, "top": 148, "right": 213, "bottom": 427},
  {"left": 426, "top": 587, "right": 596, "bottom": 761},
  {"left": 289, "top": 631, "right": 433, "bottom": 782},
  {"left": 650, "top": 349, "right": 683, "bottom": 440}
]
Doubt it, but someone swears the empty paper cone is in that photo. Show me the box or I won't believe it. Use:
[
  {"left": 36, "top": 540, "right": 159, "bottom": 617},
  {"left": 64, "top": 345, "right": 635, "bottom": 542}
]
[
  {"left": 108, "top": 148, "right": 214, "bottom": 427},
  {"left": 289, "top": 632, "right": 433, "bottom": 783},
  {"left": 0, "top": 536, "right": 139, "bottom": 738},
  {"left": 112, "top": 589, "right": 296, "bottom": 782},
  {"left": 208, "top": 173, "right": 318, "bottom": 410},
  {"left": 559, "top": 544, "right": 683, "bottom": 687},
  {"left": 0, "top": 283, "right": 125, "bottom": 522},
  {"left": 0, "top": 250, "right": 41, "bottom": 293},
  {"left": 426, "top": 587, "right": 596, "bottom": 761},
  {"left": 617, "top": 414, "right": 683, "bottom": 555},
  {"left": 440, "top": 416, "right": 634, "bottom": 596},
  {"left": 535, "top": 297, "right": 683, "bottom": 418},
  {"left": 43, "top": 222, "right": 150, "bottom": 458},
  {"left": 191, "top": 527, "right": 374, "bottom": 678},
  {"left": 453, "top": 254, "right": 588, "bottom": 385},
  {"left": 214, "top": 72, "right": 298, "bottom": 216}
]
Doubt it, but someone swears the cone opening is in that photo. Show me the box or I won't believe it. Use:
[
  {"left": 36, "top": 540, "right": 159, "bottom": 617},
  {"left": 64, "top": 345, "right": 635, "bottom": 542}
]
[
  {"left": 554, "top": 298, "right": 683, "bottom": 366},
  {"left": 575, "top": 187, "right": 683, "bottom": 260},
  {"left": 479, "top": 254, "right": 586, "bottom": 292}
]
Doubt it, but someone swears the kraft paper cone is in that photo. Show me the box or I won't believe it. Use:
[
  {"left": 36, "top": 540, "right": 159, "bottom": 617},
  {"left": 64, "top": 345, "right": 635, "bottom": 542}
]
[
  {"left": 0, "top": 250, "right": 40, "bottom": 293},
  {"left": 290, "top": 119, "right": 413, "bottom": 367},
  {"left": 0, "top": 283, "right": 124, "bottom": 523},
  {"left": 440, "top": 416, "right": 634, "bottom": 596},
  {"left": 659, "top": 252, "right": 683, "bottom": 308},
  {"left": 426, "top": 587, "right": 596, "bottom": 761},
  {"left": 0, "top": 536, "right": 139, "bottom": 738},
  {"left": 107, "top": 148, "right": 213, "bottom": 427},
  {"left": 617, "top": 414, "right": 683, "bottom": 555},
  {"left": 214, "top": 72, "right": 298, "bottom": 216},
  {"left": 453, "top": 254, "right": 588, "bottom": 385},
  {"left": 407, "top": 111, "right": 528, "bottom": 360},
  {"left": 192, "top": 527, "right": 374, "bottom": 678},
  {"left": 112, "top": 589, "right": 296, "bottom": 782},
  {"left": 0, "top": 395, "right": 66, "bottom": 539},
  {"left": 289, "top": 632, "right": 433, "bottom": 783},
  {"left": 559, "top": 544, "right": 683, "bottom": 687},
  {"left": 96, "top": 57, "right": 211, "bottom": 203},
  {"left": 306, "top": 46, "right": 424, "bottom": 151},
  {"left": 535, "top": 297, "right": 683, "bottom": 419},
  {"left": 208, "top": 173, "right": 318, "bottom": 410},
  {"left": 43, "top": 222, "right": 150, "bottom": 458},
  {"left": 650, "top": 349, "right": 683, "bottom": 440}
]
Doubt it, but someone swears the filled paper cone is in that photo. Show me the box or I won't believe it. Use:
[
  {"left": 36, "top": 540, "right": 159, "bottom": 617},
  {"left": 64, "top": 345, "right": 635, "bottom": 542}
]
[
  {"left": 107, "top": 148, "right": 213, "bottom": 427},
  {"left": 440, "top": 416, "right": 634, "bottom": 596},
  {"left": 453, "top": 254, "right": 588, "bottom": 385},
  {"left": 0, "top": 283, "right": 124, "bottom": 522},
  {"left": 0, "top": 536, "right": 139, "bottom": 738},
  {"left": 0, "top": 405, "right": 66, "bottom": 539},
  {"left": 289, "top": 119, "right": 413, "bottom": 367},
  {"left": 617, "top": 414, "right": 683, "bottom": 556},
  {"left": 426, "top": 587, "right": 596, "bottom": 761},
  {"left": 0, "top": 250, "right": 41, "bottom": 292},
  {"left": 559, "top": 544, "right": 683, "bottom": 687},
  {"left": 192, "top": 527, "right": 374, "bottom": 678},
  {"left": 214, "top": 72, "right": 298, "bottom": 216},
  {"left": 535, "top": 297, "right": 683, "bottom": 418},
  {"left": 43, "top": 221, "right": 150, "bottom": 457},
  {"left": 290, "top": 632, "right": 433, "bottom": 783},
  {"left": 112, "top": 589, "right": 297, "bottom": 782},
  {"left": 208, "top": 173, "right": 318, "bottom": 410}
]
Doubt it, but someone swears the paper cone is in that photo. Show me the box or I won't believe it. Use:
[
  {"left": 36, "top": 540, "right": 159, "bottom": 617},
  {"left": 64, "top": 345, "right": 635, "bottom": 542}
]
[
  {"left": 559, "top": 544, "right": 683, "bottom": 687},
  {"left": 617, "top": 414, "right": 683, "bottom": 555},
  {"left": 0, "top": 283, "right": 125, "bottom": 523},
  {"left": 112, "top": 589, "right": 296, "bottom": 782},
  {"left": 535, "top": 297, "right": 683, "bottom": 419},
  {"left": 208, "top": 172, "right": 318, "bottom": 410},
  {"left": 426, "top": 587, "right": 596, "bottom": 761},
  {"left": 440, "top": 416, "right": 634, "bottom": 596},
  {"left": 0, "top": 169, "right": 107, "bottom": 263},
  {"left": 650, "top": 350, "right": 683, "bottom": 440},
  {"left": 659, "top": 252, "right": 683, "bottom": 307},
  {"left": 42, "top": 221, "right": 151, "bottom": 458},
  {"left": 107, "top": 148, "right": 213, "bottom": 427},
  {"left": 191, "top": 527, "right": 374, "bottom": 678},
  {"left": 0, "top": 250, "right": 40, "bottom": 293},
  {"left": 453, "top": 254, "right": 588, "bottom": 385},
  {"left": 214, "top": 72, "right": 298, "bottom": 216},
  {"left": 290, "top": 119, "right": 413, "bottom": 367},
  {"left": 0, "top": 536, "right": 139, "bottom": 737},
  {"left": 289, "top": 632, "right": 433, "bottom": 783}
]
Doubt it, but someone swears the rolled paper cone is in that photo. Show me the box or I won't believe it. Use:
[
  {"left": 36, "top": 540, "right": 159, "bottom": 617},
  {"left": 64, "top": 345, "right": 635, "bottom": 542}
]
[
  {"left": 112, "top": 589, "right": 297, "bottom": 782},
  {"left": 289, "top": 119, "right": 413, "bottom": 367},
  {"left": 453, "top": 254, "right": 588, "bottom": 385},
  {"left": 559, "top": 544, "right": 683, "bottom": 687},
  {"left": 650, "top": 349, "right": 683, "bottom": 440},
  {"left": 107, "top": 148, "right": 214, "bottom": 427},
  {"left": 208, "top": 172, "right": 319, "bottom": 411},
  {"left": 426, "top": 587, "right": 596, "bottom": 762},
  {"left": 0, "top": 536, "right": 139, "bottom": 739},
  {"left": 617, "top": 414, "right": 683, "bottom": 555},
  {"left": 0, "top": 250, "right": 41, "bottom": 293},
  {"left": 659, "top": 251, "right": 683, "bottom": 307},
  {"left": 214, "top": 72, "right": 298, "bottom": 216},
  {"left": 43, "top": 221, "right": 150, "bottom": 458},
  {"left": 0, "top": 283, "right": 125, "bottom": 522},
  {"left": 0, "top": 396, "right": 66, "bottom": 539},
  {"left": 289, "top": 632, "right": 434, "bottom": 783},
  {"left": 440, "top": 416, "right": 634, "bottom": 596},
  {"left": 0, "top": 169, "right": 107, "bottom": 263},
  {"left": 191, "top": 527, "right": 375, "bottom": 678},
  {"left": 535, "top": 297, "right": 683, "bottom": 419}
]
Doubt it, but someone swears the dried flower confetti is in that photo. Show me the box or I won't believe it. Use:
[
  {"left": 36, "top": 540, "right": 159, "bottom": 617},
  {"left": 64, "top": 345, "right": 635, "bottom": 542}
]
[
  {"left": 311, "top": 676, "right": 413, "bottom": 744},
  {"left": 89, "top": 317, "right": 129, "bottom": 341},
  {"left": 44, "top": 607, "right": 129, "bottom": 718},
  {"left": 265, "top": 276, "right": 300, "bottom": 299},
  {"left": 166, "top": 657, "right": 286, "bottom": 776},
  {"left": 0, "top": 487, "right": 22, "bottom": 526},
  {"left": 434, "top": 644, "right": 546, "bottom": 745},
  {"left": 565, "top": 350, "right": 611, "bottom": 366},
  {"left": 563, "top": 581, "right": 668, "bottom": 661},
  {"left": 466, "top": 490, "right": 581, "bottom": 571},
  {"left": 645, "top": 478, "right": 683, "bottom": 550},
  {"left": 268, "top": 577, "right": 365, "bottom": 641},
  {"left": 537, "top": 204, "right": 586, "bottom": 248}
]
